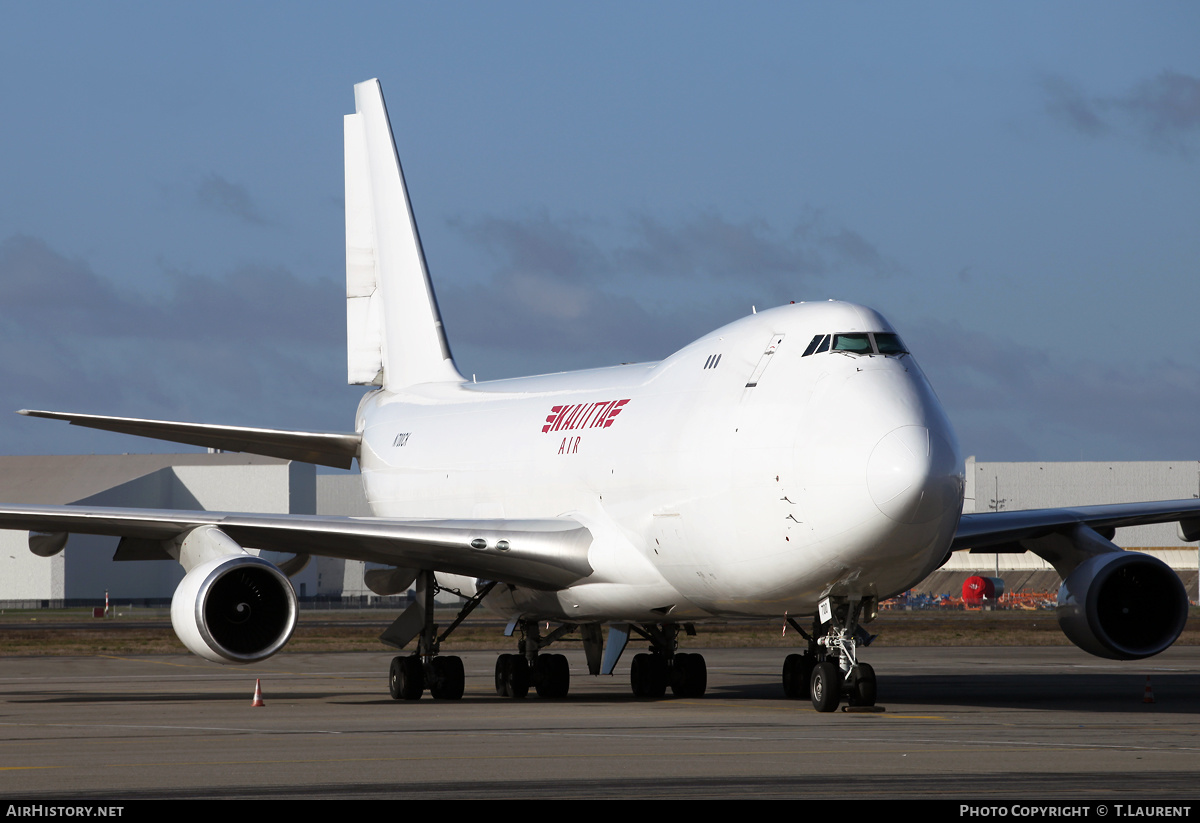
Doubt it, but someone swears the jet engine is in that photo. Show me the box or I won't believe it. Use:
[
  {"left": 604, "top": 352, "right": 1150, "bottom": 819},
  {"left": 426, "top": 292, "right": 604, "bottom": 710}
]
[
  {"left": 171, "top": 553, "right": 298, "bottom": 664},
  {"left": 1056, "top": 551, "right": 1188, "bottom": 660}
]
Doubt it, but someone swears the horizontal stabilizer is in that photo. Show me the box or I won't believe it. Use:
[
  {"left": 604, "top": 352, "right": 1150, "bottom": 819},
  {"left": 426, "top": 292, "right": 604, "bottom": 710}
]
[{"left": 18, "top": 410, "right": 360, "bottom": 470}]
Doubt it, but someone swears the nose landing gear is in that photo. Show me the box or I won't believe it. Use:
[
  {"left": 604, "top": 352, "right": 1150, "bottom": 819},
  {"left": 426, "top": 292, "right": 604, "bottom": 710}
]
[{"left": 782, "top": 598, "right": 877, "bottom": 712}]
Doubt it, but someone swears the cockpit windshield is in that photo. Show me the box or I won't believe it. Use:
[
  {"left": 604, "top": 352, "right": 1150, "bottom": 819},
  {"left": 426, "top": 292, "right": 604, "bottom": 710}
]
[
  {"left": 873, "top": 333, "right": 907, "bottom": 355},
  {"left": 832, "top": 333, "right": 872, "bottom": 354},
  {"left": 801, "top": 331, "right": 909, "bottom": 357}
]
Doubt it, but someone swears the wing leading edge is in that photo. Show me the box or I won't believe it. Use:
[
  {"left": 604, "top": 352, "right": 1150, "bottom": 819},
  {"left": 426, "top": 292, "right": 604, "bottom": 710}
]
[
  {"left": 953, "top": 497, "right": 1200, "bottom": 583},
  {"left": 0, "top": 503, "right": 593, "bottom": 591},
  {"left": 953, "top": 499, "right": 1200, "bottom": 553}
]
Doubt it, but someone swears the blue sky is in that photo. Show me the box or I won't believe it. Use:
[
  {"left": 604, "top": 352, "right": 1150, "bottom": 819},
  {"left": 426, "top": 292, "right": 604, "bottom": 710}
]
[{"left": 1, "top": 2, "right": 1198, "bottom": 465}]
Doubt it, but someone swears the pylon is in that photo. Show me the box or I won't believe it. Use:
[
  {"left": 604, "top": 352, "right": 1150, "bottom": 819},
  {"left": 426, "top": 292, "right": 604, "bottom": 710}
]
[
  {"left": 251, "top": 678, "right": 265, "bottom": 707},
  {"left": 1142, "top": 676, "right": 1155, "bottom": 704}
]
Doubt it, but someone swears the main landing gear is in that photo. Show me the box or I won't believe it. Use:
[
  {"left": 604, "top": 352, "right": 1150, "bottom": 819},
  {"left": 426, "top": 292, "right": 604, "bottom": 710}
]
[
  {"left": 782, "top": 598, "right": 877, "bottom": 712},
  {"left": 383, "top": 571, "right": 497, "bottom": 701},
  {"left": 628, "top": 623, "right": 707, "bottom": 698},
  {"left": 495, "top": 619, "right": 572, "bottom": 699},
  {"left": 380, "top": 575, "right": 710, "bottom": 702}
]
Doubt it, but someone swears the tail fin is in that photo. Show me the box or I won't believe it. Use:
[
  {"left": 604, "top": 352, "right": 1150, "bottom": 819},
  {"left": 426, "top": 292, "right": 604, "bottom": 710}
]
[{"left": 344, "top": 79, "right": 464, "bottom": 389}]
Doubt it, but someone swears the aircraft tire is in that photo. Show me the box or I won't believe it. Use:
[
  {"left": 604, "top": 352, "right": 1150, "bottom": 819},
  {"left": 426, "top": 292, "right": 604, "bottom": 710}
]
[
  {"left": 502, "top": 654, "right": 530, "bottom": 699},
  {"left": 631, "top": 653, "right": 667, "bottom": 698},
  {"left": 551, "top": 654, "right": 570, "bottom": 697},
  {"left": 495, "top": 654, "right": 512, "bottom": 696},
  {"left": 810, "top": 661, "right": 841, "bottom": 713},
  {"left": 430, "top": 655, "right": 465, "bottom": 700},
  {"left": 848, "top": 662, "right": 876, "bottom": 707},
  {"left": 630, "top": 653, "right": 649, "bottom": 696},
  {"left": 670, "top": 653, "right": 707, "bottom": 697},
  {"left": 534, "top": 653, "right": 570, "bottom": 698},
  {"left": 389, "top": 656, "right": 404, "bottom": 700},
  {"left": 393, "top": 655, "right": 424, "bottom": 701}
]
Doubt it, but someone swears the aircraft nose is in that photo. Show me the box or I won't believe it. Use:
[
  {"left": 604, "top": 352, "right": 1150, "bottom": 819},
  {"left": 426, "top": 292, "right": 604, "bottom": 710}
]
[{"left": 867, "top": 424, "right": 962, "bottom": 525}]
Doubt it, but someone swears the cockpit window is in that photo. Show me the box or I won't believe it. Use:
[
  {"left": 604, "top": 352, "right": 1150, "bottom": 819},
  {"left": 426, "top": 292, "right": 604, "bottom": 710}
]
[
  {"left": 803, "top": 331, "right": 909, "bottom": 357},
  {"left": 832, "top": 333, "right": 872, "bottom": 354},
  {"left": 801, "top": 334, "right": 832, "bottom": 356},
  {"left": 873, "top": 333, "right": 908, "bottom": 355}
]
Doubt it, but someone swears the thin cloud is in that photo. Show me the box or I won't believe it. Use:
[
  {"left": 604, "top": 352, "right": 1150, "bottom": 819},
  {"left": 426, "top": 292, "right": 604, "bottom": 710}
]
[
  {"left": 449, "top": 209, "right": 895, "bottom": 287},
  {"left": 0, "top": 234, "right": 349, "bottom": 453},
  {"left": 438, "top": 209, "right": 901, "bottom": 377},
  {"left": 0, "top": 235, "right": 339, "bottom": 345},
  {"left": 1039, "top": 70, "right": 1200, "bottom": 155},
  {"left": 1039, "top": 74, "right": 1109, "bottom": 137},
  {"left": 620, "top": 212, "right": 829, "bottom": 282},
  {"left": 195, "top": 173, "right": 269, "bottom": 226},
  {"left": 793, "top": 210, "right": 902, "bottom": 277},
  {"left": 0, "top": 233, "right": 125, "bottom": 319},
  {"left": 911, "top": 319, "right": 1200, "bottom": 461},
  {"left": 447, "top": 214, "right": 610, "bottom": 281},
  {"left": 1114, "top": 70, "right": 1200, "bottom": 153}
]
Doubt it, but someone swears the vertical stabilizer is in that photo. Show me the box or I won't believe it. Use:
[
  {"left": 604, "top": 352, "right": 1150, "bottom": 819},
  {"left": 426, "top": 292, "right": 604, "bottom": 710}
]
[{"left": 345, "top": 79, "right": 464, "bottom": 389}]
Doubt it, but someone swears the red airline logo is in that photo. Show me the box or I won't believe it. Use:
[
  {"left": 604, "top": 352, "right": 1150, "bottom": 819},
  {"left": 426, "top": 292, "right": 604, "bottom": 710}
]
[{"left": 542, "top": 399, "right": 630, "bottom": 433}]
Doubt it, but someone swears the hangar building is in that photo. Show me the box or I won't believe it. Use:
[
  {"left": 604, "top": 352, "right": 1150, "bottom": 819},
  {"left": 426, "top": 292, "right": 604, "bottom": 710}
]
[{"left": 921, "top": 456, "right": 1200, "bottom": 600}]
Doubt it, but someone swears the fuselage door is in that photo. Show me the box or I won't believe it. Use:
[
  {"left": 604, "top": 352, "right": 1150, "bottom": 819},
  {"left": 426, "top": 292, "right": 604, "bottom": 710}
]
[{"left": 742, "top": 335, "right": 786, "bottom": 399}]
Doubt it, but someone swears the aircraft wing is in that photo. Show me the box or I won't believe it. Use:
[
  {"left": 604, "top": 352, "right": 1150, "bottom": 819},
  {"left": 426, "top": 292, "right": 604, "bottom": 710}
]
[
  {"left": 18, "top": 410, "right": 361, "bottom": 470},
  {"left": 952, "top": 499, "right": 1200, "bottom": 551},
  {"left": 0, "top": 504, "right": 593, "bottom": 590}
]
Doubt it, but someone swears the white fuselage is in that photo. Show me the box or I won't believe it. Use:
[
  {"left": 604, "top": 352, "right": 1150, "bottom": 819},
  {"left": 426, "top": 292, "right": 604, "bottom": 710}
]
[{"left": 355, "top": 301, "right": 965, "bottom": 623}]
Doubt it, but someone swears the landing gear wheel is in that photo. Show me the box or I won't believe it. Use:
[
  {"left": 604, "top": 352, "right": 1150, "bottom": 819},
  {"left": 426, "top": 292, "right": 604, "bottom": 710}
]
[
  {"left": 810, "top": 661, "right": 841, "bottom": 713},
  {"left": 848, "top": 662, "right": 876, "bottom": 707},
  {"left": 495, "top": 654, "right": 511, "bottom": 696},
  {"left": 670, "top": 653, "right": 707, "bottom": 697},
  {"left": 391, "top": 655, "right": 424, "bottom": 701},
  {"left": 534, "top": 653, "right": 570, "bottom": 698},
  {"left": 509, "top": 655, "right": 530, "bottom": 698},
  {"left": 630, "top": 653, "right": 667, "bottom": 697},
  {"left": 782, "top": 653, "right": 815, "bottom": 700},
  {"left": 389, "top": 656, "right": 404, "bottom": 700},
  {"left": 496, "top": 653, "right": 530, "bottom": 698},
  {"left": 429, "top": 655, "right": 465, "bottom": 700}
]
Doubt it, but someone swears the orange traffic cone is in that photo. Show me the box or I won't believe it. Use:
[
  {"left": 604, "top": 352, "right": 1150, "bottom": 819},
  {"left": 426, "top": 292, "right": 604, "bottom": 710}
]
[
  {"left": 1142, "top": 676, "right": 1155, "bottom": 704},
  {"left": 251, "top": 678, "right": 265, "bottom": 707}
]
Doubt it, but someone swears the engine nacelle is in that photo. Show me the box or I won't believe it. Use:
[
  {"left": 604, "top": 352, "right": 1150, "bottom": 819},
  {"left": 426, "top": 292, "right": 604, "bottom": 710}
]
[
  {"left": 1056, "top": 551, "right": 1188, "bottom": 660},
  {"left": 171, "top": 554, "right": 298, "bottom": 664}
]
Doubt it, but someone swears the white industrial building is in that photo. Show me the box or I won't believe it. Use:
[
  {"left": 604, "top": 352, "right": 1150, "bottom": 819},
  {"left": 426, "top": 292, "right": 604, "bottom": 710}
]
[
  {"left": 0, "top": 453, "right": 1196, "bottom": 605},
  {"left": 0, "top": 454, "right": 378, "bottom": 606},
  {"left": 924, "top": 457, "right": 1200, "bottom": 599}
]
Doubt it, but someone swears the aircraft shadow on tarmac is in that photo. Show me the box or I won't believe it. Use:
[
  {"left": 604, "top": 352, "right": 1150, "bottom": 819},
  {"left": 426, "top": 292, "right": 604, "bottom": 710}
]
[
  {"left": 835, "top": 672, "right": 1200, "bottom": 713},
  {"left": 6, "top": 673, "right": 1199, "bottom": 714}
]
